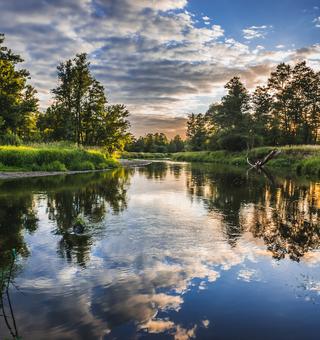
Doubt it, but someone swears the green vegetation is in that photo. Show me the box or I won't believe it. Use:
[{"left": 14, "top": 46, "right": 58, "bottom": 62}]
[
  {"left": 125, "top": 133, "right": 185, "bottom": 153},
  {"left": 0, "top": 145, "right": 117, "bottom": 172},
  {"left": 171, "top": 145, "right": 320, "bottom": 176},
  {"left": 0, "top": 34, "right": 130, "bottom": 158},
  {"left": 0, "top": 34, "right": 130, "bottom": 172},
  {"left": 121, "top": 151, "right": 170, "bottom": 159},
  {"left": 38, "top": 53, "right": 130, "bottom": 151},
  {"left": 186, "top": 62, "right": 320, "bottom": 151}
]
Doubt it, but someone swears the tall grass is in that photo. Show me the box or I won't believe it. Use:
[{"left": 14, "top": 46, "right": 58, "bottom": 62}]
[
  {"left": 171, "top": 146, "right": 320, "bottom": 177},
  {"left": 0, "top": 145, "right": 118, "bottom": 172},
  {"left": 121, "top": 151, "right": 170, "bottom": 159}
]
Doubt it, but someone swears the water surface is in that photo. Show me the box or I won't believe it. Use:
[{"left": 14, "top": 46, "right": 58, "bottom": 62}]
[{"left": 0, "top": 162, "right": 320, "bottom": 339}]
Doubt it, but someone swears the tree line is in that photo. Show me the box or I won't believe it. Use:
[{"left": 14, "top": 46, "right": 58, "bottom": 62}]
[
  {"left": 0, "top": 34, "right": 130, "bottom": 152},
  {"left": 125, "top": 133, "right": 185, "bottom": 153},
  {"left": 186, "top": 62, "right": 320, "bottom": 151},
  {"left": 2, "top": 32, "right": 319, "bottom": 153}
]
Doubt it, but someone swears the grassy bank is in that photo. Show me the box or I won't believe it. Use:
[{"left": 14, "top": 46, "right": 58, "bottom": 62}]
[
  {"left": 171, "top": 145, "right": 320, "bottom": 177},
  {"left": 0, "top": 145, "right": 118, "bottom": 172},
  {"left": 121, "top": 151, "right": 170, "bottom": 159}
]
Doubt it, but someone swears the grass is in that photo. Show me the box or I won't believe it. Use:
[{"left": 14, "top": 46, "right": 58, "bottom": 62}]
[
  {"left": 121, "top": 151, "right": 171, "bottom": 159},
  {"left": 170, "top": 145, "right": 320, "bottom": 177},
  {"left": 0, "top": 145, "right": 118, "bottom": 172}
]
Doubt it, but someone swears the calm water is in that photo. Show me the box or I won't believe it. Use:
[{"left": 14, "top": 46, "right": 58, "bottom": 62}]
[{"left": 0, "top": 162, "right": 320, "bottom": 340}]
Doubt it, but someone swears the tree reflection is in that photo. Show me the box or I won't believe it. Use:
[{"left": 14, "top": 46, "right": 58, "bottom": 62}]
[
  {"left": 46, "top": 168, "right": 131, "bottom": 266},
  {"left": 0, "top": 191, "right": 38, "bottom": 276},
  {"left": 187, "top": 164, "right": 320, "bottom": 261},
  {"left": 249, "top": 181, "right": 320, "bottom": 261},
  {"left": 137, "top": 162, "right": 168, "bottom": 180},
  {"left": 0, "top": 168, "right": 131, "bottom": 269},
  {"left": 0, "top": 187, "right": 36, "bottom": 339}
]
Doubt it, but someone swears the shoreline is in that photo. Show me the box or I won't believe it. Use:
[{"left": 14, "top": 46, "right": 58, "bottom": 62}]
[{"left": 0, "top": 159, "right": 153, "bottom": 180}]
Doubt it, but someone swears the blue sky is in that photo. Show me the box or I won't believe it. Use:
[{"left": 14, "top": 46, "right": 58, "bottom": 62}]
[
  {"left": 0, "top": 0, "right": 319, "bottom": 136},
  {"left": 189, "top": 0, "right": 320, "bottom": 48}
]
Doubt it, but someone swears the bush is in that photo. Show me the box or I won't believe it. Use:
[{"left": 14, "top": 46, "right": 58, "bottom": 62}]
[
  {"left": 0, "top": 133, "right": 22, "bottom": 146},
  {"left": 298, "top": 158, "right": 320, "bottom": 176},
  {"left": 218, "top": 134, "right": 248, "bottom": 152},
  {"left": 70, "top": 161, "right": 95, "bottom": 171},
  {"left": 41, "top": 161, "right": 67, "bottom": 172}
]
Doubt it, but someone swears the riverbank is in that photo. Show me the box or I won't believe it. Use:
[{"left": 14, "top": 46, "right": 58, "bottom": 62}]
[
  {"left": 0, "top": 159, "right": 155, "bottom": 180},
  {"left": 123, "top": 145, "right": 320, "bottom": 177},
  {"left": 172, "top": 146, "right": 320, "bottom": 176},
  {"left": 121, "top": 151, "right": 170, "bottom": 159},
  {"left": 0, "top": 145, "right": 117, "bottom": 172}
]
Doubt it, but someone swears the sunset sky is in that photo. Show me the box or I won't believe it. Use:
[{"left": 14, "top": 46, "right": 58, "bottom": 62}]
[{"left": 1, "top": 0, "right": 319, "bottom": 137}]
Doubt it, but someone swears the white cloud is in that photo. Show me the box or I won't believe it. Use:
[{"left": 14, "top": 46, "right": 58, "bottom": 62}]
[
  {"left": 313, "top": 17, "right": 320, "bottom": 27},
  {"left": 242, "top": 25, "right": 271, "bottom": 40}
]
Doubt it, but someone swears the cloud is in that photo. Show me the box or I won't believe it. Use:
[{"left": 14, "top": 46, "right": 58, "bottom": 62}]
[
  {"left": 0, "top": 1, "right": 319, "bottom": 136},
  {"left": 242, "top": 25, "right": 271, "bottom": 40},
  {"left": 129, "top": 114, "right": 188, "bottom": 138},
  {"left": 237, "top": 268, "right": 260, "bottom": 282},
  {"left": 313, "top": 17, "right": 320, "bottom": 27}
]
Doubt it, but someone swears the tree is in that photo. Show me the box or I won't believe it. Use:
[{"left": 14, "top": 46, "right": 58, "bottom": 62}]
[
  {"left": 289, "top": 62, "right": 320, "bottom": 144},
  {"left": 43, "top": 53, "right": 130, "bottom": 151},
  {"left": 206, "top": 77, "right": 251, "bottom": 136},
  {"left": 0, "top": 33, "right": 38, "bottom": 140},
  {"left": 252, "top": 85, "right": 276, "bottom": 145},
  {"left": 91, "top": 104, "right": 131, "bottom": 153},
  {"left": 168, "top": 135, "right": 185, "bottom": 152},
  {"left": 186, "top": 113, "right": 208, "bottom": 150},
  {"left": 267, "top": 63, "right": 293, "bottom": 144}
]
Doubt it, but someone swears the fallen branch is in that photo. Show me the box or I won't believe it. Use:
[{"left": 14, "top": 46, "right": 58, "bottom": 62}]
[{"left": 247, "top": 149, "right": 281, "bottom": 169}]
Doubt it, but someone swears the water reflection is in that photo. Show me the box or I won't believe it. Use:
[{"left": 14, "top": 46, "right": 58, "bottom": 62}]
[
  {"left": 186, "top": 163, "right": 320, "bottom": 261},
  {"left": 0, "top": 163, "right": 320, "bottom": 339},
  {"left": 46, "top": 169, "right": 130, "bottom": 266}
]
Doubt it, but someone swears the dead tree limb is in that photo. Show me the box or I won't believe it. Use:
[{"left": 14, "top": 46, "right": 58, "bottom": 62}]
[{"left": 247, "top": 149, "right": 281, "bottom": 169}]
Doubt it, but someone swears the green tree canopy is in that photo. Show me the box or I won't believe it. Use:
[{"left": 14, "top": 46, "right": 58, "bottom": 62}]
[
  {"left": 0, "top": 33, "right": 38, "bottom": 140},
  {"left": 40, "top": 53, "right": 130, "bottom": 151}
]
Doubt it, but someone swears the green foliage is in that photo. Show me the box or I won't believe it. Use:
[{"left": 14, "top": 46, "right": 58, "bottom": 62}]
[
  {"left": 190, "top": 61, "right": 320, "bottom": 152},
  {"left": 186, "top": 113, "right": 208, "bottom": 150},
  {"left": 0, "top": 132, "right": 22, "bottom": 146},
  {"left": 0, "top": 145, "right": 117, "bottom": 171},
  {"left": 121, "top": 151, "right": 170, "bottom": 159},
  {"left": 218, "top": 133, "right": 248, "bottom": 152},
  {"left": 41, "top": 53, "right": 130, "bottom": 151},
  {"left": 298, "top": 158, "right": 320, "bottom": 176},
  {"left": 0, "top": 34, "right": 39, "bottom": 139},
  {"left": 125, "top": 133, "right": 185, "bottom": 153},
  {"left": 40, "top": 161, "right": 67, "bottom": 172},
  {"left": 172, "top": 146, "right": 320, "bottom": 177},
  {"left": 70, "top": 160, "right": 95, "bottom": 171}
]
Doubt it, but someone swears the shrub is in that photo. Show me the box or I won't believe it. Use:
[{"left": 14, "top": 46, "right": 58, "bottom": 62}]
[
  {"left": 70, "top": 160, "right": 95, "bottom": 171},
  {"left": 298, "top": 158, "right": 320, "bottom": 176},
  {"left": 41, "top": 161, "right": 67, "bottom": 172},
  {"left": 218, "top": 134, "right": 248, "bottom": 152},
  {"left": 0, "top": 133, "right": 22, "bottom": 146}
]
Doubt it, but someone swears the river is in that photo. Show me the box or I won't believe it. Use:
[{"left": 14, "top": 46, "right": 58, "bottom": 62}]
[{"left": 0, "top": 161, "right": 320, "bottom": 339}]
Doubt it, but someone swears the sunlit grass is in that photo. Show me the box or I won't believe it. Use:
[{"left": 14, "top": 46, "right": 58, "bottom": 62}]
[
  {"left": 0, "top": 145, "right": 118, "bottom": 172},
  {"left": 171, "top": 145, "right": 320, "bottom": 177}
]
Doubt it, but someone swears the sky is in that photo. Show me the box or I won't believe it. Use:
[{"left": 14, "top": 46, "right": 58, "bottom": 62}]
[{"left": 0, "top": 0, "right": 319, "bottom": 137}]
